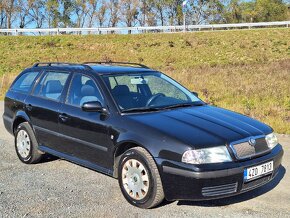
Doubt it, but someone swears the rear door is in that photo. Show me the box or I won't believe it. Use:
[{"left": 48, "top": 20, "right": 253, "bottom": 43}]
[
  {"left": 3, "top": 70, "right": 40, "bottom": 134},
  {"left": 25, "top": 70, "right": 71, "bottom": 149},
  {"left": 58, "top": 73, "right": 112, "bottom": 169}
]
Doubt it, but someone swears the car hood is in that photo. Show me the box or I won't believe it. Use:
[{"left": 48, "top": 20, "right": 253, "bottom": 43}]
[{"left": 126, "top": 105, "right": 272, "bottom": 149}]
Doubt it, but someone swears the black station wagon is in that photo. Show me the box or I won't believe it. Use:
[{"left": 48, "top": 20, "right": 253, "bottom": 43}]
[{"left": 3, "top": 62, "right": 284, "bottom": 208}]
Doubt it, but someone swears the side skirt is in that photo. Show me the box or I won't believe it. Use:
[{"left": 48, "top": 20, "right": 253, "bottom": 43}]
[{"left": 39, "top": 145, "right": 114, "bottom": 177}]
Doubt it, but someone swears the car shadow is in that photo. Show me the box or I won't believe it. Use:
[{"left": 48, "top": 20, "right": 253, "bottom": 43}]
[
  {"left": 158, "top": 165, "right": 286, "bottom": 208},
  {"left": 39, "top": 154, "right": 59, "bottom": 163}
]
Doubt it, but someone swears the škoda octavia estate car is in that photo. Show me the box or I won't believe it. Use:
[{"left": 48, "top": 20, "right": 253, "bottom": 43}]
[{"left": 3, "top": 62, "right": 283, "bottom": 208}]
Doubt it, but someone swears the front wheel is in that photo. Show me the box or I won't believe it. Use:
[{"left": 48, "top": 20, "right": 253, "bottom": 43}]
[
  {"left": 118, "top": 147, "right": 164, "bottom": 208},
  {"left": 15, "top": 122, "right": 43, "bottom": 164}
]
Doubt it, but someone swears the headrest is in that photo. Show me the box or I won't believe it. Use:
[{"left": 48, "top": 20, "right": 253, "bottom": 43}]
[
  {"left": 85, "top": 80, "right": 95, "bottom": 87},
  {"left": 112, "top": 85, "right": 130, "bottom": 95},
  {"left": 45, "top": 80, "right": 62, "bottom": 94},
  {"left": 81, "top": 85, "right": 95, "bottom": 96}
]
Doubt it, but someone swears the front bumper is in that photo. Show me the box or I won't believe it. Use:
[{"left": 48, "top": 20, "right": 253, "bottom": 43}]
[{"left": 156, "top": 144, "right": 284, "bottom": 201}]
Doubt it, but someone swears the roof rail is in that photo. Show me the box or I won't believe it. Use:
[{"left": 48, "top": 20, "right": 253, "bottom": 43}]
[
  {"left": 83, "top": 61, "right": 150, "bottom": 69},
  {"left": 32, "top": 62, "right": 93, "bottom": 70}
]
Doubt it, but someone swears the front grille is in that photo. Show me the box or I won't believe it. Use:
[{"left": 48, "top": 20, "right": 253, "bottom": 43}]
[
  {"left": 230, "top": 137, "right": 270, "bottom": 160},
  {"left": 202, "top": 183, "right": 238, "bottom": 197},
  {"left": 242, "top": 175, "right": 271, "bottom": 191}
]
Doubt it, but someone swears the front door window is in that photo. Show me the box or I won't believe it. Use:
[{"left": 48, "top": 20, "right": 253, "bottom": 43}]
[{"left": 66, "top": 74, "right": 104, "bottom": 107}]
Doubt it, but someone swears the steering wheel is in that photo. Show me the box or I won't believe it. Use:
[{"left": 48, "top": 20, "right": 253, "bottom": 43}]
[{"left": 146, "top": 93, "right": 165, "bottom": 107}]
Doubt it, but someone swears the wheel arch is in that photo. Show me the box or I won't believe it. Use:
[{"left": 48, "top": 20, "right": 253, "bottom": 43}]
[
  {"left": 13, "top": 111, "right": 31, "bottom": 134},
  {"left": 113, "top": 140, "right": 153, "bottom": 178}
]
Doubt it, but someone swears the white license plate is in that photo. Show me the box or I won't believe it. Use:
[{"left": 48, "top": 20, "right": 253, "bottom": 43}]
[{"left": 244, "top": 161, "right": 273, "bottom": 181}]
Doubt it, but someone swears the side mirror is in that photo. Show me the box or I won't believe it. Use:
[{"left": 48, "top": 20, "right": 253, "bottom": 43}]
[
  {"left": 192, "top": 92, "right": 198, "bottom": 97},
  {"left": 82, "top": 101, "right": 107, "bottom": 113}
]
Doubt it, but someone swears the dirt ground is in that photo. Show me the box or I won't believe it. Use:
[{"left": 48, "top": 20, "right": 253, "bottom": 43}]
[{"left": 0, "top": 101, "right": 289, "bottom": 218}]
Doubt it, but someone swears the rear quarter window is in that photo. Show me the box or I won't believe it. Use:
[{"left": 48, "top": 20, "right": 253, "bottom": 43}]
[{"left": 10, "top": 71, "right": 39, "bottom": 93}]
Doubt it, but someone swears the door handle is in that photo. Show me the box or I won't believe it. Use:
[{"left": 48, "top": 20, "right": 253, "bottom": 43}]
[
  {"left": 59, "top": 113, "right": 69, "bottom": 122},
  {"left": 25, "top": 104, "right": 33, "bottom": 111}
]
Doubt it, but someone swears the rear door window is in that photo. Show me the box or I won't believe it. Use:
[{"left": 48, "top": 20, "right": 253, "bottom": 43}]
[
  {"left": 10, "top": 71, "right": 39, "bottom": 93},
  {"left": 33, "top": 71, "right": 70, "bottom": 101}
]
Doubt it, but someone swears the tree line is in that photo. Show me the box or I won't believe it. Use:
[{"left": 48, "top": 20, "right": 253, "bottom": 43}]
[{"left": 0, "top": 0, "right": 289, "bottom": 29}]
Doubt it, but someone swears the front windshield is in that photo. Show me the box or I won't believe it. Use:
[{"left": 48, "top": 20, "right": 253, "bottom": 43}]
[{"left": 102, "top": 72, "right": 203, "bottom": 112}]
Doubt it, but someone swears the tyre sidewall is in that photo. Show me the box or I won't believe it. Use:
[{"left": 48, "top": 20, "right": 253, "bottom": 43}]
[{"left": 118, "top": 148, "right": 158, "bottom": 208}]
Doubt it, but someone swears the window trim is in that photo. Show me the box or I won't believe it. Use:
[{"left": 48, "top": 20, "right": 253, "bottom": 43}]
[
  {"left": 65, "top": 73, "right": 105, "bottom": 108},
  {"left": 31, "top": 70, "right": 71, "bottom": 103}
]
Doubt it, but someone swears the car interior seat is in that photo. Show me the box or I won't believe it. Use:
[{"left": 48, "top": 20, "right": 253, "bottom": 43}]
[
  {"left": 111, "top": 85, "right": 134, "bottom": 109},
  {"left": 44, "top": 80, "right": 63, "bottom": 100},
  {"left": 79, "top": 85, "right": 100, "bottom": 106}
]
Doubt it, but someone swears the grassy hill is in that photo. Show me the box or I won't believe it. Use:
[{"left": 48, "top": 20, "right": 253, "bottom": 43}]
[{"left": 0, "top": 28, "right": 289, "bottom": 133}]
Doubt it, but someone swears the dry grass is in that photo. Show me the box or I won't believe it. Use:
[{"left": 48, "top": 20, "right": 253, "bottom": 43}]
[
  {"left": 168, "top": 60, "right": 290, "bottom": 134},
  {"left": 0, "top": 28, "right": 289, "bottom": 133}
]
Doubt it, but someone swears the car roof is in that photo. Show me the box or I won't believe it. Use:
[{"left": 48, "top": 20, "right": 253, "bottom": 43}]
[{"left": 29, "top": 62, "right": 157, "bottom": 75}]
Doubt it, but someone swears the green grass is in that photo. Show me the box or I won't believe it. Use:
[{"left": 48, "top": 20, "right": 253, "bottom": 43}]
[{"left": 0, "top": 28, "right": 289, "bottom": 133}]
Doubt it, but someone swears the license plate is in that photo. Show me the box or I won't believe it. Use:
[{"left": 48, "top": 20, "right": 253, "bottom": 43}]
[{"left": 244, "top": 161, "right": 273, "bottom": 181}]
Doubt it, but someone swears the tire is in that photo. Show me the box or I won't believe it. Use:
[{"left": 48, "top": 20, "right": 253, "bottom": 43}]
[
  {"left": 118, "top": 147, "right": 164, "bottom": 208},
  {"left": 15, "top": 122, "right": 43, "bottom": 164}
]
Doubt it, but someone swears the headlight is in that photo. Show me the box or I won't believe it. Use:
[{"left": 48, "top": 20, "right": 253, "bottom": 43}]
[
  {"left": 182, "top": 146, "right": 232, "bottom": 164},
  {"left": 265, "top": 133, "right": 278, "bottom": 149}
]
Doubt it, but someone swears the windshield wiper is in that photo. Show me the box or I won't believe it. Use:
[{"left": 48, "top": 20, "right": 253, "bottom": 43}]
[
  {"left": 122, "top": 102, "right": 205, "bottom": 113},
  {"left": 156, "top": 102, "right": 205, "bottom": 110},
  {"left": 121, "top": 107, "right": 160, "bottom": 113}
]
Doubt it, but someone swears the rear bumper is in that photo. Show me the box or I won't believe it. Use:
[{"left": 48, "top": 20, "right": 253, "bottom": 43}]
[{"left": 156, "top": 144, "right": 283, "bottom": 201}]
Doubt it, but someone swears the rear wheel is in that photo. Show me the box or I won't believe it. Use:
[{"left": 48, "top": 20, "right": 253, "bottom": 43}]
[
  {"left": 118, "top": 147, "right": 164, "bottom": 208},
  {"left": 15, "top": 122, "right": 43, "bottom": 164}
]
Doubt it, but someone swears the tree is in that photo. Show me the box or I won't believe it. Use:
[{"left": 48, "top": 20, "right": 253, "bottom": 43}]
[
  {"left": 222, "top": 0, "right": 288, "bottom": 23},
  {"left": 288, "top": 2, "right": 290, "bottom": 20},
  {"left": 224, "top": 0, "right": 243, "bottom": 23},
  {"left": 186, "top": 0, "right": 225, "bottom": 25},
  {"left": 29, "top": 0, "right": 46, "bottom": 28},
  {"left": 120, "top": 0, "right": 139, "bottom": 31},
  {"left": 208, "top": 0, "right": 227, "bottom": 24},
  {"left": 46, "top": 0, "right": 61, "bottom": 28},
  {"left": 73, "top": 0, "right": 89, "bottom": 28},
  {"left": 240, "top": 1, "right": 256, "bottom": 22},
  {"left": 96, "top": 0, "right": 107, "bottom": 27},
  {"left": 154, "top": 0, "right": 167, "bottom": 26},
  {"left": 87, "top": 0, "right": 98, "bottom": 27},
  {"left": 1, "top": 0, "right": 17, "bottom": 29},
  {"left": 255, "top": 0, "right": 288, "bottom": 21},
  {"left": 16, "top": 0, "right": 33, "bottom": 28},
  {"left": 0, "top": 0, "right": 289, "bottom": 29},
  {"left": 0, "top": 1, "right": 7, "bottom": 28},
  {"left": 166, "top": 0, "right": 183, "bottom": 25},
  {"left": 138, "top": 0, "right": 156, "bottom": 26},
  {"left": 60, "top": 0, "right": 74, "bottom": 27},
  {"left": 108, "top": 0, "right": 119, "bottom": 27}
]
